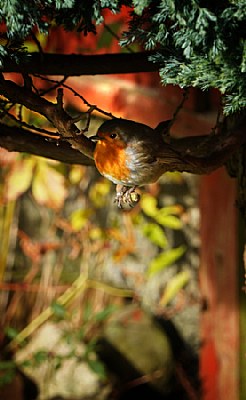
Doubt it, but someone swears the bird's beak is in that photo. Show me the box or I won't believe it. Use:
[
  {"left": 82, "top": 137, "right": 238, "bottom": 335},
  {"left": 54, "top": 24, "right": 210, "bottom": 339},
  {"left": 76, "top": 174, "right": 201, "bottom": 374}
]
[{"left": 90, "top": 135, "right": 102, "bottom": 142}]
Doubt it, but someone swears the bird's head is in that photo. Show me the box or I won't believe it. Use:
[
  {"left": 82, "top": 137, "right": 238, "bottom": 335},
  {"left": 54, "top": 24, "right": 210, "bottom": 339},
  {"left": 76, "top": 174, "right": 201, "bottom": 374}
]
[{"left": 90, "top": 119, "right": 131, "bottom": 151}]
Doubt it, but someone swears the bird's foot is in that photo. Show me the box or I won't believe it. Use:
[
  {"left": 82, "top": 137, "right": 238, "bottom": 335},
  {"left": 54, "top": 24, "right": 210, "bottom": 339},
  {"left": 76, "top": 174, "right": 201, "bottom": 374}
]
[{"left": 114, "top": 185, "right": 140, "bottom": 210}]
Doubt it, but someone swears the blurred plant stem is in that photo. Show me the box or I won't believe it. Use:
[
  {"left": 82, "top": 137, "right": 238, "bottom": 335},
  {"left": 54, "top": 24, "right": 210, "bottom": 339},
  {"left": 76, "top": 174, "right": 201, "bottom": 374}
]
[
  {"left": 7, "top": 272, "right": 88, "bottom": 350},
  {"left": 0, "top": 200, "right": 16, "bottom": 282},
  {"left": 7, "top": 273, "right": 133, "bottom": 350}
]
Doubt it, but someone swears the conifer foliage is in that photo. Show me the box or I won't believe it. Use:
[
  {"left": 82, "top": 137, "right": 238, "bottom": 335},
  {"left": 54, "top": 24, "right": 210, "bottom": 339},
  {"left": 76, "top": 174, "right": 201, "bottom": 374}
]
[
  {"left": 0, "top": 1, "right": 245, "bottom": 114},
  {"left": 122, "top": 1, "right": 246, "bottom": 115}
]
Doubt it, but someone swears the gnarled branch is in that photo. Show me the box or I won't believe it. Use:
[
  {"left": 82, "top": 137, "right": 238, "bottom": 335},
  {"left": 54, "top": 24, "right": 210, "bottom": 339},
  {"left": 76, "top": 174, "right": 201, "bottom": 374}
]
[
  {"left": 0, "top": 73, "right": 245, "bottom": 176},
  {"left": 0, "top": 73, "right": 95, "bottom": 159},
  {"left": 0, "top": 123, "right": 94, "bottom": 166}
]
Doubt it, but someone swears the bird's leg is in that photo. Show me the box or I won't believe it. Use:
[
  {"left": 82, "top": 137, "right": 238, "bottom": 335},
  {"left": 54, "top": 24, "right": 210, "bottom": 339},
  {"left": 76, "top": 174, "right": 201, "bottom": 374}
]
[
  {"left": 115, "top": 185, "right": 140, "bottom": 209},
  {"left": 114, "top": 184, "right": 129, "bottom": 208}
]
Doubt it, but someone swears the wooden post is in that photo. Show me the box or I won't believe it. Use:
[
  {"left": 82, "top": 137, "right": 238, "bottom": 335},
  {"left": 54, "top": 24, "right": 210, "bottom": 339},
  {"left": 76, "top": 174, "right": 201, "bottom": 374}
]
[
  {"left": 199, "top": 168, "right": 239, "bottom": 400},
  {"left": 239, "top": 217, "right": 246, "bottom": 399}
]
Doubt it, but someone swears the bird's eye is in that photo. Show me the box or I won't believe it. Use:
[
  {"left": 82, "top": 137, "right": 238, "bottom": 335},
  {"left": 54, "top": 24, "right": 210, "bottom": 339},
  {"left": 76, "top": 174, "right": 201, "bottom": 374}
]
[{"left": 110, "top": 133, "right": 117, "bottom": 139}]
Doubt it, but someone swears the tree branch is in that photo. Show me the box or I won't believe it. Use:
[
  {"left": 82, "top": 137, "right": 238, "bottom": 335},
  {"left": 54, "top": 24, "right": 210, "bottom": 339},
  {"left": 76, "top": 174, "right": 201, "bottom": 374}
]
[
  {"left": 0, "top": 115, "right": 245, "bottom": 175},
  {"left": 168, "top": 124, "right": 246, "bottom": 174},
  {"left": 0, "top": 123, "right": 94, "bottom": 166},
  {"left": 0, "top": 73, "right": 95, "bottom": 159},
  {"left": 0, "top": 74, "right": 245, "bottom": 177},
  {"left": 2, "top": 52, "right": 157, "bottom": 76}
]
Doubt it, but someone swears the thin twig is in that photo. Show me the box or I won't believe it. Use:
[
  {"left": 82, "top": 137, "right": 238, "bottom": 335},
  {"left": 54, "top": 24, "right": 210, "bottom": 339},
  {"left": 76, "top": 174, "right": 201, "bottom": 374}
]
[
  {"left": 123, "top": 369, "right": 164, "bottom": 390},
  {"left": 210, "top": 105, "right": 223, "bottom": 135},
  {"left": 4, "top": 273, "right": 134, "bottom": 351},
  {"left": 0, "top": 73, "right": 96, "bottom": 158},
  {"left": 7, "top": 273, "right": 88, "bottom": 350},
  {"left": 80, "top": 105, "right": 97, "bottom": 134},
  {"left": 33, "top": 74, "right": 117, "bottom": 119},
  {"left": 39, "top": 76, "right": 68, "bottom": 96},
  {"left": 167, "top": 88, "right": 190, "bottom": 133},
  {"left": 5, "top": 111, "right": 57, "bottom": 137},
  {"left": 175, "top": 362, "right": 200, "bottom": 400},
  {"left": 103, "top": 23, "right": 134, "bottom": 53},
  {"left": 30, "top": 31, "right": 44, "bottom": 55}
]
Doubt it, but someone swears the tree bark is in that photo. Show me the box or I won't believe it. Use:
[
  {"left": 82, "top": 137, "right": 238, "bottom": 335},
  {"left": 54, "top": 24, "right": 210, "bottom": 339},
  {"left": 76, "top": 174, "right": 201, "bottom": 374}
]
[
  {"left": 0, "top": 73, "right": 245, "bottom": 175},
  {"left": 0, "top": 123, "right": 94, "bottom": 166},
  {"left": 2, "top": 52, "right": 157, "bottom": 76}
]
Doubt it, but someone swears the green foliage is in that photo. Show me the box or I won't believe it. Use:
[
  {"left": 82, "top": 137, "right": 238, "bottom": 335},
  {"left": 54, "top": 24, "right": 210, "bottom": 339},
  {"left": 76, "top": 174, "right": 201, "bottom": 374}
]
[
  {"left": 0, "top": 0, "right": 122, "bottom": 41},
  {"left": 0, "top": 301, "right": 113, "bottom": 387},
  {"left": 24, "top": 302, "right": 114, "bottom": 378},
  {"left": 121, "top": 1, "right": 246, "bottom": 114},
  {"left": 132, "top": 0, "right": 152, "bottom": 15},
  {"left": 94, "top": 304, "right": 118, "bottom": 321},
  {"left": 87, "top": 358, "right": 106, "bottom": 379},
  {"left": 0, "top": 0, "right": 123, "bottom": 65},
  {"left": 147, "top": 245, "right": 186, "bottom": 277},
  {"left": 142, "top": 223, "right": 168, "bottom": 248},
  {"left": 159, "top": 270, "right": 190, "bottom": 306},
  {"left": 0, "top": 0, "right": 245, "bottom": 113},
  {"left": 4, "top": 326, "right": 19, "bottom": 340},
  {"left": 51, "top": 302, "right": 67, "bottom": 319},
  {"left": 141, "top": 194, "right": 182, "bottom": 229},
  {"left": 0, "top": 132, "right": 190, "bottom": 391},
  {"left": 138, "top": 194, "right": 186, "bottom": 276},
  {"left": 0, "top": 360, "right": 16, "bottom": 386},
  {"left": 97, "top": 23, "right": 122, "bottom": 49}
]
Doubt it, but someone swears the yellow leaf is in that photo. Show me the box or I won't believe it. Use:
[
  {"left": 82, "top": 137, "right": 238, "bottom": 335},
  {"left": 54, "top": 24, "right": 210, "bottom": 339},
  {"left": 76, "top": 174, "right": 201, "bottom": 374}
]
[
  {"left": 147, "top": 246, "right": 186, "bottom": 277},
  {"left": 69, "top": 166, "right": 85, "bottom": 184},
  {"left": 32, "top": 160, "right": 66, "bottom": 209},
  {"left": 89, "top": 180, "right": 111, "bottom": 207},
  {"left": 7, "top": 159, "right": 33, "bottom": 201},
  {"left": 69, "top": 209, "right": 92, "bottom": 231},
  {"left": 157, "top": 205, "right": 183, "bottom": 216},
  {"left": 159, "top": 271, "right": 190, "bottom": 306},
  {"left": 140, "top": 194, "right": 158, "bottom": 217}
]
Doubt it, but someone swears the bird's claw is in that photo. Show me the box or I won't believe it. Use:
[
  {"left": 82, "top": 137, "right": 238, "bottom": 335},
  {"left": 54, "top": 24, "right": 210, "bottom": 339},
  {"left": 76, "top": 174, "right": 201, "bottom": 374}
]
[{"left": 114, "top": 185, "right": 140, "bottom": 210}]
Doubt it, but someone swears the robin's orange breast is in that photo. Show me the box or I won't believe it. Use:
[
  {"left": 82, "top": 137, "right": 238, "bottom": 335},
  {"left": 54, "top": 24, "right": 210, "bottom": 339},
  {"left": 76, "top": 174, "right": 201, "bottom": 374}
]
[{"left": 94, "top": 140, "right": 131, "bottom": 185}]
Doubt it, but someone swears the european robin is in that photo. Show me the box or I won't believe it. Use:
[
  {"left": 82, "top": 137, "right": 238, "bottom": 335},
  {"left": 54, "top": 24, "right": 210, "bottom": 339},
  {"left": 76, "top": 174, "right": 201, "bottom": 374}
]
[{"left": 90, "top": 118, "right": 179, "bottom": 208}]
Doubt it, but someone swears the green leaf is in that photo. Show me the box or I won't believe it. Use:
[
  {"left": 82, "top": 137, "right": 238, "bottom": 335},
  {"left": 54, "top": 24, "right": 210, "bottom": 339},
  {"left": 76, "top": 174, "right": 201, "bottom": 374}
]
[
  {"left": 156, "top": 205, "right": 182, "bottom": 216},
  {"left": 20, "top": 359, "right": 33, "bottom": 368},
  {"left": 97, "top": 23, "right": 121, "bottom": 49},
  {"left": 156, "top": 214, "right": 182, "bottom": 229},
  {"left": 4, "top": 326, "right": 19, "bottom": 339},
  {"left": 147, "top": 246, "right": 186, "bottom": 277},
  {"left": 33, "top": 350, "right": 49, "bottom": 364},
  {"left": 142, "top": 223, "right": 167, "bottom": 248},
  {"left": 133, "top": 0, "right": 152, "bottom": 15},
  {"left": 0, "top": 360, "right": 16, "bottom": 370},
  {"left": 141, "top": 194, "right": 158, "bottom": 217},
  {"left": 54, "top": 355, "right": 63, "bottom": 370},
  {"left": 87, "top": 359, "right": 106, "bottom": 379},
  {"left": 94, "top": 304, "right": 118, "bottom": 322},
  {"left": 83, "top": 302, "right": 93, "bottom": 322},
  {"left": 0, "top": 368, "right": 16, "bottom": 386},
  {"left": 51, "top": 302, "right": 66, "bottom": 319},
  {"left": 160, "top": 270, "right": 190, "bottom": 306}
]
